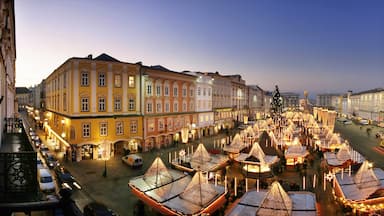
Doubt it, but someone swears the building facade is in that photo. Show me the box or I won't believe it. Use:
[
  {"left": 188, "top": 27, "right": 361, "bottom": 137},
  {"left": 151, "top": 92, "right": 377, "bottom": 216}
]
[
  {"left": 227, "top": 75, "right": 248, "bottom": 125},
  {"left": 44, "top": 54, "right": 143, "bottom": 161},
  {"left": 316, "top": 93, "right": 342, "bottom": 111},
  {"left": 0, "top": 0, "right": 16, "bottom": 146},
  {"left": 15, "top": 87, "right": 30, "bottom": 109},
  {"left": 348, "top": 88, "right": 384, "bottom": 123},
  {"left": 281, "top": 92, "right": 300, "bottom": 110},
  {"left": 208, "top": 72, "right": 234, "bottom": 130},
  {"left": 141, "top": 66, "right": 197, "bottom": 151},
  {"left": 247, "top": 85, "right": 266, "bottom": 120}
]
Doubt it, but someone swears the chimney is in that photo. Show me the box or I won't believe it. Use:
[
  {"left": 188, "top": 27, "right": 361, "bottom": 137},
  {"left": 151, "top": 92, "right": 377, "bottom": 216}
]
[{"left": 87, "top": 54, "right": 92, "bottom": 59}]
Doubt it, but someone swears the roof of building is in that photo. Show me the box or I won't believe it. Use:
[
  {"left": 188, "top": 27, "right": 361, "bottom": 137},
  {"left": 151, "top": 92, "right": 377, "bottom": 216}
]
[
  {"left": 15, "top": 87, "right": 30, "bottom": 94},
  {"left": 93, "top": 53, "right": 121, "bottom": 62},
  {"left": 351, "top": 88, "right": 384, "bottom": 96}
]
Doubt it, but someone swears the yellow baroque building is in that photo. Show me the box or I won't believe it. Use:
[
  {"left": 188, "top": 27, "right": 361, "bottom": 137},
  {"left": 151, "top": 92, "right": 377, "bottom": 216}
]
[{"left": 44, "top": 54, "right": 142, "bottom": 161}]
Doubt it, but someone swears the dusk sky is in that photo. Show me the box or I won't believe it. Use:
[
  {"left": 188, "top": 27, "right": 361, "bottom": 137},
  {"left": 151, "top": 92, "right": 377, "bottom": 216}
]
[{"left": 15, "top": 0, "right": 384, "bottom": 96}]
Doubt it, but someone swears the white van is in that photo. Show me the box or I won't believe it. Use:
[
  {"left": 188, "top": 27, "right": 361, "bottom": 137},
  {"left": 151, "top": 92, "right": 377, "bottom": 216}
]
[
  {"left": 38, "top": 168, "right": 55, "bottom": 193},
  {"left": 121, "top": 154, "right": 143, "bottom": 168}
]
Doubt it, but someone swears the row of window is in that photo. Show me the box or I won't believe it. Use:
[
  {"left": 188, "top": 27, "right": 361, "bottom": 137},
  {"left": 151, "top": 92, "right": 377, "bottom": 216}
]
[
  {"left": 82, "top": 121, "right": 138, "bottom": 138},
  {"left": 81, "top": 97, "right": 135, "bottom": 112},
  {"left": 146, "top": 101, "right": 193, "bottom": 113},
  {"left": 81, "top": 72, "right": 135, "bottom": 88},
  {"left": 146, "top": 84, "right": 213, "bottom": 98}
]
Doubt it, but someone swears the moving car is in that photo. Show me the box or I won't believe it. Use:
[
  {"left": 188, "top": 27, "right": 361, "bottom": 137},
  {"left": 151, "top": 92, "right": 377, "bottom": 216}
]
[
  {"left": 38, "top": 168, "right": 55, "bottom": 193},
  {"left": 54, "top": 166, "right": 82, "bottom": 190},
  {"left": 121, "top": 154, "right": 143, "bottom": 168}
]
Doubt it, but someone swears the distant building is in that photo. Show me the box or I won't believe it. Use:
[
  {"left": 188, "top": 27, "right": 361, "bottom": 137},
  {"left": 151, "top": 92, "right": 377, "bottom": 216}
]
[
  {"left": 348, "top": 88, "right": 384, "bottom": 123},
  {"left": 15, "top": 87, "right": 31, "bottom": 109},
  {"left": 247, "top": 85, "right": 266, "bottom": 120},
  {"left": 316, "top": 93, "right": 342, "bottom": 111},
  {"left": 280, "top": 92, "right": 300, "bottom": 110}
]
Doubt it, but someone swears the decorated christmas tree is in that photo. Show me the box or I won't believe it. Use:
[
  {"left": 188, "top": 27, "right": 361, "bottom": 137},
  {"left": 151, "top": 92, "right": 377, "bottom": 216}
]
[{"left": 271, "top": 85, "right": 283, "bottom": 117}]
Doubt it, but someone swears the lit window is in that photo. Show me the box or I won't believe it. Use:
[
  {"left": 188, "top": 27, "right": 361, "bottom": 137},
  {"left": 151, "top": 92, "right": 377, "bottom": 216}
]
[
  {"left": 114, "top": 74, "right": 121, "bottom": 87},
  {"left": 128, "top": 76, "right": 135, "bottom": 88},
  {"left": 100, "top": 122, "right": 107, "bottom": 136},
  {"left": 82, "top": 123, "right": 90, "bottom": 137},
  {"left": 81, "top": 97, "right": 89, "bottom": 112},
  {"left": 81, "top": 72, "right": 89, "bottom": 86},
  {"left": 116, "top": 121, "right": 123, "bottom": 135},
  {"left": 158, "top": 120, "right": 164, "bottom": 131}
]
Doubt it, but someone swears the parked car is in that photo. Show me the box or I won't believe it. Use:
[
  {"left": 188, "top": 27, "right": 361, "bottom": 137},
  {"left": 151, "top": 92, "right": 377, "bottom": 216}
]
[
  {"left": 121, "top": 154, "right": 143, "bottom": 168},
  {"left": 44, "top": 152, "right": 60, "bottom": 169},
  {"left": 83, "top": 202, "right": 118, "bottom": 216},
  {"left": 40, "top": 145, "right": 50, "bottom": 157},
  {"left": 38, "top": 168, "right": 56, "bottom": 193},
  {"left": 359, "top": 119, "right": 369, "bottom": 125},
  {"left": 37, "top": 157, "right": 45, "bottom": 169},
  {"left": 342, "top": 120, "right": 352, "bottom": 125},
  {"left": 54, "top": 166, "right": 82, "bottom": 190}
]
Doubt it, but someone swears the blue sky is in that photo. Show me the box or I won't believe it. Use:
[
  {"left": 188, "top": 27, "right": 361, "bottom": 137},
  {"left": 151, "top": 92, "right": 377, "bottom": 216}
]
[{"left": 15, "top": 0, "right": 384, "bottom": 96}]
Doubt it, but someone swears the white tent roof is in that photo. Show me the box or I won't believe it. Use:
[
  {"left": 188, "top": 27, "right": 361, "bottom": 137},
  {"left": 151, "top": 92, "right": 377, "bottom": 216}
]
[
  {"left": 144, "top": 157, "right": 174, "bottom": 187},
  {"left": 354, "top": 161, "right": 380, "bottom": 189},
  {"left": 335, "top": 165, "right": 384, "bottom": 201},
  {"left": 191, "top": 143, "right": 211, "bottom": 164},
  {"left": 257, "top": 181, "right": 293, "bottom": 215},
  {"left": 246, "top": 142, "right": 266, "bottom": 164},
  {"left": 336, "top": 144, "right": 351, "bottom": 162},
  {"left": 226, "top": 182, "right": 317, "bottom": 216},
  {"left": 223, "top": 133, "right": 247, "bottom": 153},
  {"left": 179, "top": 171, "right": 218, "bottom": 207}
]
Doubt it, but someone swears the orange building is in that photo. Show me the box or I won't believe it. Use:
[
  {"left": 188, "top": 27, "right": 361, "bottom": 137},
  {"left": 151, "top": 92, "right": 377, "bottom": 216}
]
[
  {"left": 141, "top": 66, "right": 197, "bottom": 151},
  {"left": 44, "top": 54, "right": 143, "bottom": 161}
]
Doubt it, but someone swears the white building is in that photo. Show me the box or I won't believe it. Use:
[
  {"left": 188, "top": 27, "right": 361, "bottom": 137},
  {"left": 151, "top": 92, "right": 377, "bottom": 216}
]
[
  {"left": 348, "top": 88, "right": 384, "bottom": 123},
  {"left": 0, "top": 0, "right": 16, "bottom": 146},
  {"left": 208, "top": 72, "right": 233, "bottom": 130},
  {"left": 247, "top": 85, "right": 266, "bottom": 120},
  {"left": 183, "top": 72, "right": 214, "bottom": 136}
]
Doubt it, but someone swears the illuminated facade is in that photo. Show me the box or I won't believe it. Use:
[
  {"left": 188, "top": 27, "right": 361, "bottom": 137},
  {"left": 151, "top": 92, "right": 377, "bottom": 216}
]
[
  {"left": 141, "top": 66, "right": 197, "bottom": 151},
  {"left": 348, "top": 88, "right": 384, "bottom": 123},
  {"left": 247, "top": 85, "right": 266, "bottom": 121},
  {"left": 44, "top": 54, "right": 143, "bottom": 161},
  {"left": 0, "top": 0, "right": 16, "bottom": 147},
  {"left": 227, "top": 75, "right": 248, "bottom": 125},
  {"left": 208, "top": 72, "right": 233, "bottom": 130}
]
